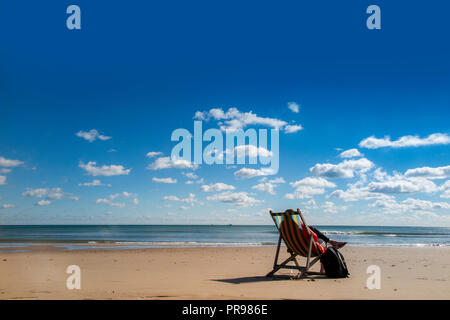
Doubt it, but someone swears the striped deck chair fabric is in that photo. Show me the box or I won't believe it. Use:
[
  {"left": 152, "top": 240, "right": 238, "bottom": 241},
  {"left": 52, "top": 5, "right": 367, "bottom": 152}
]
[
  {"left": 266, "top": 209, "right": 327, "bottom": 279},
  {"left": 276, "top": 212, "right": 326, "bottom": 256}
]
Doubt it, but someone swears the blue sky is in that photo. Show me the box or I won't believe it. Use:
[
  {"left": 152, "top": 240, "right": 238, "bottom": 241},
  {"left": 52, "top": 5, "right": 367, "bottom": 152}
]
[{"left": 1, "top": 1, "right": 449, "bottom": 225}]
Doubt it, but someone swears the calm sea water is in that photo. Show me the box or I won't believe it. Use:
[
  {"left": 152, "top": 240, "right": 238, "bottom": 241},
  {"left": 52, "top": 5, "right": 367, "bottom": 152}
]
[{"left": 0, "top": 225, "right": 449, "bottom": 251}]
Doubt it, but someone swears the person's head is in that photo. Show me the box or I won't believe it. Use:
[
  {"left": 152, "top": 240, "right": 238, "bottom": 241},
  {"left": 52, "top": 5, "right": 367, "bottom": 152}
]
[{"left": 282, "top": 209, "right": 295, "bottom": 221}]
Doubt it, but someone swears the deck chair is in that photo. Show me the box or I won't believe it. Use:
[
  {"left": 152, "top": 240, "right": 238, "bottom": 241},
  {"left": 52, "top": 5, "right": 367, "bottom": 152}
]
[{"left": 266, "top": 208, "right": 327, "bottom": 279}]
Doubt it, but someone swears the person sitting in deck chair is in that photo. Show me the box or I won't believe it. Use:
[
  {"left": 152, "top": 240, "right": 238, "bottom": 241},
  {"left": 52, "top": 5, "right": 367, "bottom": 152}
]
[{"left": 284, "top": 209, "right": 347, "bottom": 250}]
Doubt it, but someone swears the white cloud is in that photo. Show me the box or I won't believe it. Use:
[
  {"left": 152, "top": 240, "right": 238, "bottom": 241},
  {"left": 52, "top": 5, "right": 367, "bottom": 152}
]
[
  {"left": 404, "top": 165, "right": 450, "bottom": 180},
  {"left": 285, "top": 177, "right": 336, "bottom": 199},
  {"left": 359, "top": 133, "right": 450, "bottom": 149},
  {"left": 322, "top": 201, "right": 347, "bottom": 214},
  {"left": 146, "top": 151, "right": 163, "bottom": 158},
  {"left": 96, "top": 192, "right": 138, "bottom": 208},
  {"left": 22, "top": 188, "right": 49, "bottom": 198},
  {"left": 193, "top": 107, "right": 301, "bottom": 133},
  {"left": 290, "top": 177, "right": 337, "bottom": 189},
  {"left": 0, "top": 168, "right": 12, "bottom": 173},
  {"left": 22, "top": 187, "right": 80, "bottom": 202},
  {"left": 234, "top": 167, "right": 275, "bottom": 178},
  {"left": 439, "top": 180, "right": 450, "bottom": 198},
  {"left": 339, "top": 148, "right": 363, "bottom": 158},
  {"left": 0, "top": 176, "right": 6, "bottom": 185},
  {"left": 147, "top": 157, "right": 198, "bottom": 170},
  {"left": 0, "top": 156, "right": 24, "bottom": 167},
  {"left": 152, "top": 177, "right": 177, "bottom": 184},
  {"left": 35, "top": 200, "right": 51, "bottom": 206},
  {"left": 46, "top": 188, "right": 64, "bottom": 200},
  {"left": 370, "top": 198, "right": 450, "bottom": 214},
  {"left": 284, "top": 124, "right": 303, "bottom": 133},
  {"left": 329, "top": 186, "right": 393, "bottom": 202},
  {"left": 76, "top": 129, "right": 111, "bottom": 142},
  {"left": 287, "top": 102, "right": 300, "bottom": 113},
  {"left": 96, "top": 198, "right": 126, "bottom": 208},
  {"left": 252, "top": 183, "right": 276, "bottom": 195},
  {"left": 206, "top": 191, "right": 263, "bottom": 207},
  {"left": 367, "top": 178, "right": 438, "bottom": 194},
  {"left": 201, "top": 183, "right": 235, "bottom": 192},
  {"left": 1, "top": 204, "right": 15, "bottom": 209},
  {"left": 285, "top": 186, "right": 326, "bottom": 199},
  {"left": 78, "top": 179, "right": 111, "bottom": 187},
  {"left": 269, "top": 177, "right": 285, "bottom": 184},
  {"left": 183, "top": 172, "right": 198, "bottom": 179},
  {"left": 234, "top": 145, "right": 273, "bottom": 158},
  {"left": 79, "top": 161, "right": 131, "bottom": 176},
  {"left": 162, "top": 193, "right": 201, "bottom": 206},
  {"left": 310, "top": 158, "right": 374, "bottom": 179}
]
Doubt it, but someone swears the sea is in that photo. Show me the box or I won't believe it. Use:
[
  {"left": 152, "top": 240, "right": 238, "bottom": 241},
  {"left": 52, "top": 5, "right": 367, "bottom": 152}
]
[{"left": 0, "top": 225, "right": 449, "bottom": 252}]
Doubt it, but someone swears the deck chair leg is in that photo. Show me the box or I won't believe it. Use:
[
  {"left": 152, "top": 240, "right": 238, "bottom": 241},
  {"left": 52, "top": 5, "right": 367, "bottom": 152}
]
[
  {"left": 266, "top": 254, "right": 297, "bottom": 277},
  {"left": 297, "top": 234, "right": 314, "bottom": 279}
]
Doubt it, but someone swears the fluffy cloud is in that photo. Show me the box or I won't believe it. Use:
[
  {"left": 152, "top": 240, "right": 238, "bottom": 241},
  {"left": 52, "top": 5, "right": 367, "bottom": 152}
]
[
  {"left": 78, "top": 179, "right": 111, "bottom": 187},
  {"left": 284, "top": 177, "right": 337, "bottom": 199},
  {"left": 310, "top": 158, "right": 374, "bottom": 179},
  {"left": 234, "top": 145, "right": 273, "bottom": 158},
  {"left": 329, "top": 186, "right": 393, "bottom": 202},
  {"left": 147, "top": 157, "right": 198, "bottom": 170},
  {"left": 76, "top": 129, "right": 111, "bottom": 142},
  {"left": 146, "top": 151, "right": 163, "bottom": 158},
  {"left": 322, "top": 201, "right": 347, "bottom": 214},
  {"left": 252, "top": 177, "right": 286, "bottom": 195},
  {"left": 339, "top": 148, "right": 363, "bottom": 158},
  {"left": 234, "top": 167, "right": 275, "bottom": 178},
  {"left": 0, "top": 176, "right": 6, "bottom": 185},
  {"left": 370, "top": 198, "right": 450, "bottom": 214},
  {"left": 439, "top": 180, "right": 450, "bottom": 198},
  {"left": 252, "top": 183, "right": 276, "bottom": 195},
  {"left": 79, "top": 161, "right": 131, "bottom": 176},
  {"left": 291, "top": 177, "right": 336, "bottom": 189},
  {"left": 359, "top": 133, "right": 450, "bottom": 149},
  {"left": 284, "top": 124, "right": 303, "bottom": 133},
  {"left": 96, "top": 198, "right": 125, "bottom": 208},
  {"left": 35, "top": 200, "right": 51, "bottom": 206},
  {"left": 1, "top": 204, "right": 15, "bottom": 209},
  {"left": 152, "top": 177, "right": 177, "bottom": 184},
  {"left": 367, "top": 178, "right": 438, "bottom": 194},
  {"left": 201, "top": 183, "right": 235, "bottom": 192},
  {"left": 46, "top": 188, "right": 65, "bottom": 200},
  {"left": 22, "top": 187, "right": 79, "bottom": 202},
  {"left": 404, "top": 165, "right": 450, "bottom": 180},
  {"left": 0, "top": 156, "right": 24, "bottom": 167},
  {"left": 0, "top": 169, "right": 11, "bottom": 173},
  {"left": 193, "top": 107, "right": 301, "bottom": 133},
  {"left": 96, "top": 192, "right": 138, "bottom": 208},
  {"left": 163, "top": 193, "right": 201, "bottom": 206},
  {"left": 22, "top": 188, "right": 50, "bottom": 198},
  {"left": 287, "top": 102, "right": 300, "bottom": 113},
  {"left": 183, "top": 172, "right": 199, "bottom": 179},
  {"left": 206, "top": 191, "right": 262, "bottom": 207}
]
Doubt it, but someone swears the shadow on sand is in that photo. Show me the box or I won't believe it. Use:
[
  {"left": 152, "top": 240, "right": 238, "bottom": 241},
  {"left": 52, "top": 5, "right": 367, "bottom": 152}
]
[{"left": 213, "top": 274, "right": 328, "bottom": 284}]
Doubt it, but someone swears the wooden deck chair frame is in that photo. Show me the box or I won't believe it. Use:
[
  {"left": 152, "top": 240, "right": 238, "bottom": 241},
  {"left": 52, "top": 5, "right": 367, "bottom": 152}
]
[{"left": 266, "top": 208, "right": 326, "bottom": 279}]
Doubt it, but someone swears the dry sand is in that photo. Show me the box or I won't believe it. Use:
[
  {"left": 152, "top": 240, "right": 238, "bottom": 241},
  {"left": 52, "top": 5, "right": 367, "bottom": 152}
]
[{"left": 0, "top": 246, "right": 449, "bottom": 299}]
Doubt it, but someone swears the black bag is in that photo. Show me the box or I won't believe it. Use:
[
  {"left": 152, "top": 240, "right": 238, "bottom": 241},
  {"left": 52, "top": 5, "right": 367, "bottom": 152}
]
[{"left": 320, "top": 247, "right": 349, "bottom": 278}]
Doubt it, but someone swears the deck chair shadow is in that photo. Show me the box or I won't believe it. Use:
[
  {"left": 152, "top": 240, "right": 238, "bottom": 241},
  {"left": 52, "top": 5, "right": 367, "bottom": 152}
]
[{"left": 266, "top": 208, "right": 327, "bottom": 279}]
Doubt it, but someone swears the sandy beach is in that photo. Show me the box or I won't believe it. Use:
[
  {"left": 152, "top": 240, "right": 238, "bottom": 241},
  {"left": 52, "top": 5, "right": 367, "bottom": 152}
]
[{"left": 1, "top": 246, "right": 449, "bottom": 300}]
